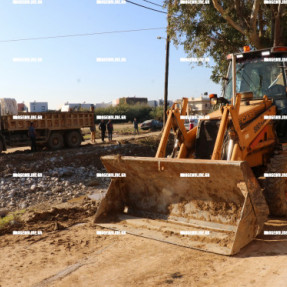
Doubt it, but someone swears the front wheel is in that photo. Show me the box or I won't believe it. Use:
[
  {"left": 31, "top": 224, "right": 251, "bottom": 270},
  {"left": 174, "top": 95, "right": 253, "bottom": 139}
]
[{"left": 264, "top": 153, "right": 287, "bottom": 217}]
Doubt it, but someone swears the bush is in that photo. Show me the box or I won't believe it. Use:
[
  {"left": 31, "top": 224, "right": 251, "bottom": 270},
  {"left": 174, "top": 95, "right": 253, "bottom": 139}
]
[
  {"left": 94, "top": 104, "right": 152, "bottom": 123},
  {"left": 149, "top": 106, "right": 164, "bottom": 121}
]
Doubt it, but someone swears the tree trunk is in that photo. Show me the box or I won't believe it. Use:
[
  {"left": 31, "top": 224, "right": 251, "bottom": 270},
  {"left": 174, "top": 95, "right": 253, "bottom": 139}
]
[
  {"left": 273, "top": 5, "right": 284, "bottom": 47},
  {"left": 273, "top": 13, "right": 281, "bottom": 46}
]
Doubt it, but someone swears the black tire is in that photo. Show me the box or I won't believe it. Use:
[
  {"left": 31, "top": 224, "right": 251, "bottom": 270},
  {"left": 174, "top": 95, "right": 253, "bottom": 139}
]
[
  {"left": 65, "top": 131, "right": 82, "bottom": 148},
  {"left": 0, "top": 140, "right": 3, "bottom": 153},
  {"left": 48, "top": 133, "right": 64, "bottom": 150},
  {"left": 263, "top": 153, "right": 287, "bottom": 217}
]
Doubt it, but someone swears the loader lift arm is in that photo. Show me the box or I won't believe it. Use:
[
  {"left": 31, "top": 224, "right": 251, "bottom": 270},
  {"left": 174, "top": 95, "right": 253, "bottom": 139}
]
[
  {"left": 212, "top": 94, "right": 276, "bottom": 164},
  {"left": 156, "top": 98, "right": 197, "bottom": 159}
]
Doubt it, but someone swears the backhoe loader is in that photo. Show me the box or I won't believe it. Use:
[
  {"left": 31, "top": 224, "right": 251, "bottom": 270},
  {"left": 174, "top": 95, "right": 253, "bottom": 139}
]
[{"left": 94, "top": 46, "right": 287, "bottom": 255}]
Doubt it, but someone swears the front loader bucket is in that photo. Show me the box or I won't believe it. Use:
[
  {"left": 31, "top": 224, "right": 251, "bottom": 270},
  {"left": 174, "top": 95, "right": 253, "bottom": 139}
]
[{"left": 94, "top": 155, "right": 269, "bottom": 255}]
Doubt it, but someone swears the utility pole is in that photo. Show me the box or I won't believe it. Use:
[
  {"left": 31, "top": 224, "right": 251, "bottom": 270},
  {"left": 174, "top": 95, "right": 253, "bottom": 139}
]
[
  {"left": 163, "top": 0, "right": 171, "bottom": 126},
  {"left": 163, "top": 30, "right": 170, "bottom": 125}
]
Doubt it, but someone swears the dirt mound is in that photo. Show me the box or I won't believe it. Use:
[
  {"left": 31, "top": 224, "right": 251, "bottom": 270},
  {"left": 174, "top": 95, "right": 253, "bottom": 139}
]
[{"left": 0, "top": 197, "right": 99, "bottom": 236}]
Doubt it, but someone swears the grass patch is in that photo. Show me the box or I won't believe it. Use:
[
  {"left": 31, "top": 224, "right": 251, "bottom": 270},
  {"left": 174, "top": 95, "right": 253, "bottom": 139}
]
[
  {"left": 0, "top": 209, "right": 26, "bottom": 229},
  {"left": 83, "top": 125, "right": 150, "bottom": 139},
  {"left": 114, "top": 127, "right": 135, "bottom": 135},
  {"left": 137, "top": 135, "right": 161, "bottom": 146}
]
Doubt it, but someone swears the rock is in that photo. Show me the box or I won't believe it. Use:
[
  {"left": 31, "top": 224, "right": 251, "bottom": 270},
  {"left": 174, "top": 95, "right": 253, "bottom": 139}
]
[
  {"left": 87, "top": 180, "right": 99, "bottom": 187},
  {"left": 31, "top": 184, "right": 36, "bottom": 191},
  {"left": 61, "top": 168, "right": 74, "bottom": 177},
  {"left": 20, "top": 202, "right": 27, "bottom": 209},
  {"left": 8, "top": 190, "right": 16, "bottom": 198},
  {"left": 52, "top": 186, "right": 63, "bottom": 193},
  {"left": 0, "top": 208, "right": 9, "bottom": 218},
  {"left": 8, "top": 201, "right": 15, "bottom": 207},
  {"left": 52, "top": 171, "right": 59, "bottom": 177}
]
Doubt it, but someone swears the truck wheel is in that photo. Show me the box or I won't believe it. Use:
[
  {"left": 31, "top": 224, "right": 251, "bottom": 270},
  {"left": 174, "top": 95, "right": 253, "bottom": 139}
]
[
  {"left": 65, "top": 131, "right": 82, "bottom": 148},
  {"left": 48, "top": 133, "right": 64, "bottom": 150},
  {"left": 0, "top": 141, "right": 3, "bottom": 153},
  {"left": 264, "top": 153, "right": 287, "bottom": 217}
]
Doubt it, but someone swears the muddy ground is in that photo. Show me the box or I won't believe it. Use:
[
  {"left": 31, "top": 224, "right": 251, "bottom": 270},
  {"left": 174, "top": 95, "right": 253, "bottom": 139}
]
[
  {"left": 0, "top": 133, "right": 162, "bottom": 211},
  {"left": 0, "top": 134, "right": 287, "bottom": 287}
]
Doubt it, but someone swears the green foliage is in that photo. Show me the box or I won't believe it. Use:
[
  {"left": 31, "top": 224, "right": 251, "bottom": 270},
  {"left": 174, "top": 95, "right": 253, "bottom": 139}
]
[
  {"left": 149, "top": 106, "right": 164, "bottom": 121},
  {"left": 94, "top": 104, "right": 152, "bottom": 123},
  {"left": 0, "top": 209, "right": 26, "bottom": 229},
  {"left": 165, "top": 1, "right": 287, "bottom": 86},
  {"left": 119, "top": 98, "right": 126, "bottom": 105}
]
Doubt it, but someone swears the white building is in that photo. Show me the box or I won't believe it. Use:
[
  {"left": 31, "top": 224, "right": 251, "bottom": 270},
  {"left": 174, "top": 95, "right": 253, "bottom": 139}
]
[
  {"left": 148, "top": 99, "right": 173, "bottom": 107},
  {"left": 29, "top": 101, "right": 48, "bottom": 112},
  {"left": 188, "top": 96, "right": 211, "bottom": 115},
  {"left": 174, "top": 96, "right": 211, "bottom": 115},
  {"left": 95, "top": 102, "right": 112, "bottom": 109},
  {"left": 148, "top": 100, "right": 157, "bottom": 107},
  {"left": 61, "top": 102, "right": 95, "bottom": 112}
]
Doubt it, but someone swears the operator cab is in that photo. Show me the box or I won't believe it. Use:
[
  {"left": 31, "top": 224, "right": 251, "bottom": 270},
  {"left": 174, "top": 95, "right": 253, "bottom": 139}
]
[
  {"left": 223, "top": 46, "right": 287, "bottom": 139},
  {"left": 224, "top": 47, "right": 287, "bottom": 100}
]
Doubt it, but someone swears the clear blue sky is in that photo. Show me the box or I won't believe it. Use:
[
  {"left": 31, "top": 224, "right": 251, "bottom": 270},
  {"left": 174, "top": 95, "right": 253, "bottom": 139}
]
[{"left": 0, "top": 0, "right": 221, "bottom": 109}]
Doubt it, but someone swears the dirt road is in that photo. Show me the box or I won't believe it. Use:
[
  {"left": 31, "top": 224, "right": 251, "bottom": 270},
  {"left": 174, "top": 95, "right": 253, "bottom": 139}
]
[
  {"left": 1, "top": 132, "right": 287, "bottom": 287},
  {"left": 0, "top": 200, "right": 286, "bottom": 287},
  {"left": 3, "top": 131, "right": 161, "bottom": 154}
]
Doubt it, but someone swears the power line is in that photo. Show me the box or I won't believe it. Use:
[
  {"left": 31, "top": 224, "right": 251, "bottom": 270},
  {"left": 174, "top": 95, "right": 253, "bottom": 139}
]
[
  {"left": 140, "top": 0, "right": 164, "bottom": 8},
  {"left": 0, "top": 27, "right": 166, "bottom": 43},
  {"left": 126, "top": 0, "right": 167, "bottom": 14}
]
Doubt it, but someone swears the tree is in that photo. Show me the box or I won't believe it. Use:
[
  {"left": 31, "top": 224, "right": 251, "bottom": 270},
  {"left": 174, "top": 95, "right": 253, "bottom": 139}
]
[
  {"left": 149, "top": 106, "right": 164, "bottom": 121},
  {"left": 165, "top": 0, "right": 287, "bottom": 84}
]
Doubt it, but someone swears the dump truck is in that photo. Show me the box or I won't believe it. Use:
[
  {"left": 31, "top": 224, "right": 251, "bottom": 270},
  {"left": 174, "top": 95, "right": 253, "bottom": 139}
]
[
  {"left": 0, "top": 111, "right": 94, "bottom": 153},
  {"left": 94, "top": 46, "right": 287, "bottom": 255}
]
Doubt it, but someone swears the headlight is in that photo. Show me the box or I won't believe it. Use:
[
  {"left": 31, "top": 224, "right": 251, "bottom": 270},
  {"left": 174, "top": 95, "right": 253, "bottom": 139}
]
[{"left": 210, "top": 98, "right": 218, "bottom": 106}]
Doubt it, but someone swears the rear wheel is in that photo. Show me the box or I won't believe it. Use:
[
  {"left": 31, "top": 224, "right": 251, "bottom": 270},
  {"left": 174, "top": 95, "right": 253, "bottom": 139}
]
[
  {"left": 65, "top": 131, "right": 82, "bottom": 148},
  {"left": 48, "top": 133, "right": 64, "bottom": 150},
  {"left": 264, "top": 153, "right": 287, "bottom": 217},
  {"left": 0, "top": 140, "right": 3, "bottom": 153}
]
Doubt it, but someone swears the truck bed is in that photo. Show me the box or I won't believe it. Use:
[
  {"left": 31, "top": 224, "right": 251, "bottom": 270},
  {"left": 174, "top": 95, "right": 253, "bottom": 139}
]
[{"left": 1, "top": 111, "right": 94, "bottom": 131}]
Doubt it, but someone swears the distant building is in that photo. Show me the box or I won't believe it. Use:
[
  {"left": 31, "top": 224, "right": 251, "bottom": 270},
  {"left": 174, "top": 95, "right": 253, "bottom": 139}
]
[
  {"left": 156, "top": 99, "right": 173, "bottom": 107},
  {"left": 17, "top": 103, "right": 28, "bottom": 112},
  {"left": 61, "top": 103, "right": 80, "bottom": 112},
  {"left": 188, "top": 96, "right": 211, "bottom": 115},
  {"left": 148, "top": 100, "right": 158, "bottom": 107},
  {"left": 148, "top": 99, "right": 173, "bottom": 108},
  {"left": 158, "top": 99, "right": 164, "bottom": 106},
  {"left": 61, "top": 102, "right": 94, "bottom": 112},
  {"left": 112, "top": 98, "right": 120, "bottom": 106},
  {"left": 0, "top": 98, "right": 18, "bottom": 115},
  {"left": 30, "top": 101, "right": 48, "bottom": 112},
  {"left": 174, "top": 96, "right": 211, "bottom": 115},
  {"left": 113, "top": 97, "right": 148, "bottom": 106},
  {"left": 95, "top": 102, "right": 112, "bottom": 109}
]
